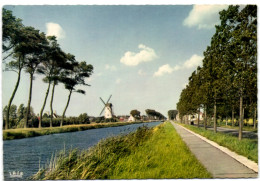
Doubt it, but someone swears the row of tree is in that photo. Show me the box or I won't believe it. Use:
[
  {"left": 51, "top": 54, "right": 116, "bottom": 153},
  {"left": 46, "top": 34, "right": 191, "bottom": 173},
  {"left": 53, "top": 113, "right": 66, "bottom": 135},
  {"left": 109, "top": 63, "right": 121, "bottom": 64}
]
[
  {"left": 176, "top": 5, "right": 257, "bottom": 140},
  {"left": 3, "top": 9, "right": 94, "bottom": 129},
  {"left": 168, "top": 110, "right": 178, "bottom": 120},
  {"left": 145, "top": 109, "right": 166, "bottom": 120}
]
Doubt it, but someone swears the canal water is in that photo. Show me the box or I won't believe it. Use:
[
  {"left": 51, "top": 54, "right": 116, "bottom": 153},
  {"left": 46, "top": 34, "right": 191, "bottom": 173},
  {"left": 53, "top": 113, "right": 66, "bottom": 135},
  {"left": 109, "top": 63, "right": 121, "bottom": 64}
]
[{"left": 3, "top": 122, "right": 161, "bottom": 180}]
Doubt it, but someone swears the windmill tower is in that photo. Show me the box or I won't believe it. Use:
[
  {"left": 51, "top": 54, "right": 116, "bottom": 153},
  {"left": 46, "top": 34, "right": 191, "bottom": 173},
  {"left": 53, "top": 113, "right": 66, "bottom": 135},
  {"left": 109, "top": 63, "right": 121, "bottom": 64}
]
[{"left": 99, "top": 95, "right": 114, "bottom": 119}]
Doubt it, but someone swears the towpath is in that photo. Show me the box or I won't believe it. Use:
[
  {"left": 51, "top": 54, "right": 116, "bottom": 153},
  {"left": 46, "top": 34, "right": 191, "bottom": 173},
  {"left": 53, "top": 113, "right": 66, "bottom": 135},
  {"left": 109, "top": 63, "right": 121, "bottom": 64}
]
[{"left": 170, "top": 121, "right": 258, "bottom": 178}]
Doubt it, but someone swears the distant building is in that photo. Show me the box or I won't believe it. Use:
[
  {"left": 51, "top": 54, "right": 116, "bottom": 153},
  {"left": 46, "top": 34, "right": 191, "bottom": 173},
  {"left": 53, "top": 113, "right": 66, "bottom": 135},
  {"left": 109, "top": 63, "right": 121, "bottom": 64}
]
[
  {"left": 128, "top": 115, "right": 136, "bottom": 122},
  {"left": 176, "top": 112, "right": 204, "bottom": 124}
]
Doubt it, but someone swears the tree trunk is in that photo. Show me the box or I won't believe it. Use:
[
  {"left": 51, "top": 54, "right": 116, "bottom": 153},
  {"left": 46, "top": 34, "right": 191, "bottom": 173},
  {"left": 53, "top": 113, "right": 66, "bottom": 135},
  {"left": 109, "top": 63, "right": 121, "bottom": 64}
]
[
  {"left": 39, "top": 81, "right": 51, "bottom": 128},
  {"left": 239, "top": 95, "right": 243, "bottom": 141},
  {"left": 231, "top": 106, "right": 235, "bottom": 127},
  {"left": 50, "top": 82, "right": 56, "bottom": 127},
  {"left": 6, "top": 67, "right": 22, "bottom": 130},
  {"left": 25, "top": 73, "right": 33, "bottom": 128},
  {"left": 61, "top": 90, "right": 72, "bottom": 127},
  {"left": 204, "top": 105, "right": 207, "bottom": 130},
  {"left": 214, "top": 99, "right": 217, "bottom": 133},
  {"left": 253, "top": 107, "right": 257, "bottom": 129},
  {"left": 225, "top": 117, "right": 228, "bottom": 126},
  {"left": 197, "top": 108, "right": 200, "bottom": 127}
]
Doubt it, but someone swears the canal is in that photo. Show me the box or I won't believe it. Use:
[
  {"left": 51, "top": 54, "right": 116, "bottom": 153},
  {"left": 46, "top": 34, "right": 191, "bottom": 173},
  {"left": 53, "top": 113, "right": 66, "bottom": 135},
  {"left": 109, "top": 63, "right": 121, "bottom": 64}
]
[{"left": 3, "top": 122, "right": 161, "bottom": 180}]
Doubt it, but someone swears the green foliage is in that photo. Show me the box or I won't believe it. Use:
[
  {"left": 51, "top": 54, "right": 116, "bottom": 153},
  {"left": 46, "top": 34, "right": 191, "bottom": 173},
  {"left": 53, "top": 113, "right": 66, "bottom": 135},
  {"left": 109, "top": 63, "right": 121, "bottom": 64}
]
[
  {"left": 32, "top": 122, "right": 211, "bottom": 180},
  {"left": 92, "top": 117, "right": 118, "bottom": 123},
  {"left": 176, "top": 5, "right": 257, "bottom": 133},
  {"left": 168, "top": 110, "right": 178, "bottom": 120},
  {"left": 130, "top": 109, "right": 141, "bottom": 119},
  {"left": 145, "top": 109, "right": 166, "bottom": 120},
  {"left": 2, "top": 8, "right": 23, "bottom": 53},
  {"left": 2, "top": 8, "right": 94, "bottom": 129},
  {"left": 17, "top": 104, "right": 25, "bottom": 120}
]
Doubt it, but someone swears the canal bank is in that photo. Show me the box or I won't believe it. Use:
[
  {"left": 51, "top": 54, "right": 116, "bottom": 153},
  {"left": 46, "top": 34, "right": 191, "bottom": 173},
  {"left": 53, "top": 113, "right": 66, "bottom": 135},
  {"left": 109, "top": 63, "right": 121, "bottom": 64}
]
[
  {"left": 4, "top": 122, "right": 160, "bottom": 180},
  {"left": 3, "top": 121, "right": 155, "bottom": 140}
]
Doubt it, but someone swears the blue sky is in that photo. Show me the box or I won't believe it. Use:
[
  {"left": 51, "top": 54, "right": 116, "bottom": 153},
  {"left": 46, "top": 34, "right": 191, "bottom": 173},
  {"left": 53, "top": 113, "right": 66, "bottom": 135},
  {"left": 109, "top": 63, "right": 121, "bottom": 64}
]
[{"left": 2, "top": 5, "right": 230, "bottom": 117}]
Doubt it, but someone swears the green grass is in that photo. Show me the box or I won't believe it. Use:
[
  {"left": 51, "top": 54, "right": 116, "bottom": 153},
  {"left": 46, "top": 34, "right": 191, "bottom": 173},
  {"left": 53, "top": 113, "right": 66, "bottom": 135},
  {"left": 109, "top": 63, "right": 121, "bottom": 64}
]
[
  {"left": 3, "top": 121, "right": 146, "bottom": 140},
  {"left": 32, "top": 122, "right": 212, "bottom": 180},
  {"left": 181, "top": 123, "right": 258, "bottom": 163},
  {"left": 220, "top": 125, "right": 258, "bottom": 132}
]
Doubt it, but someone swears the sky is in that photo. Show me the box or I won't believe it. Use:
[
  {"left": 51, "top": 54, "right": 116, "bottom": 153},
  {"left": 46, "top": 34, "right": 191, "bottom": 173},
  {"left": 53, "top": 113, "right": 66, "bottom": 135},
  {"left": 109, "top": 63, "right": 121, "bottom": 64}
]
[{"left": 2, "top": 4, "right": 236, "bottom": 117}]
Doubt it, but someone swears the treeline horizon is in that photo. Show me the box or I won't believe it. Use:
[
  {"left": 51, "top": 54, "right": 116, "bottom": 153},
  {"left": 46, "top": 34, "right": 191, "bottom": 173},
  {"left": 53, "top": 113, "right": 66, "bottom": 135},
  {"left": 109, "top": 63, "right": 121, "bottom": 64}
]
[
  {"left": 3, "top": 8, "right": 94, "bottom": 129},
  {"left": 176, "top": 5, "right": 257, "bottom": 140}
]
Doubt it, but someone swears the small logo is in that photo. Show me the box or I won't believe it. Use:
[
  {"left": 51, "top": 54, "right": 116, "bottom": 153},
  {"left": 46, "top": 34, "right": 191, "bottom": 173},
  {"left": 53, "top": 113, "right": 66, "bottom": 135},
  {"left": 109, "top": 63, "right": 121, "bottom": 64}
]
[{"left": 9, "top": 171, "right": 23, "bottom": 178}]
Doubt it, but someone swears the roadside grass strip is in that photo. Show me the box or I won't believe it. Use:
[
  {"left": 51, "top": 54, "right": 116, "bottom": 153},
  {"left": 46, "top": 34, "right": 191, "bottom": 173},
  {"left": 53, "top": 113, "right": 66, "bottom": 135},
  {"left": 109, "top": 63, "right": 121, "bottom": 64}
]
[
  {"left": 181, "top": 123, "right": 258, "bottom": 163},
  {"left": 32, "top": 121, "right": 212, "bottom": 180},
  {"left": 111, "top": 122, "right": 212, "bottom": 179},
  {"left": 3, "top": 121, "right": 144, "bottom": 140}
]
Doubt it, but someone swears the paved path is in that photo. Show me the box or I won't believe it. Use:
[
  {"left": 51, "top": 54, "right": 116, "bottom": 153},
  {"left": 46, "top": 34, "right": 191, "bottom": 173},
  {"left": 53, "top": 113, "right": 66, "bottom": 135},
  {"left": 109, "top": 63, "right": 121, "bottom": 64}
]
[{"left": 170, "top": 121, "right": 258, "bottom": 178}]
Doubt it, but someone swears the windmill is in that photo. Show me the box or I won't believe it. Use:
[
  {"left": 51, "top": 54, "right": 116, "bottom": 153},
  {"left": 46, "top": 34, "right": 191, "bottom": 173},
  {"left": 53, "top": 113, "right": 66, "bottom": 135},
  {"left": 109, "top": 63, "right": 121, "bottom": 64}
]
[{"left": 99, "top": 95, "right": 114, "bottom": 119}]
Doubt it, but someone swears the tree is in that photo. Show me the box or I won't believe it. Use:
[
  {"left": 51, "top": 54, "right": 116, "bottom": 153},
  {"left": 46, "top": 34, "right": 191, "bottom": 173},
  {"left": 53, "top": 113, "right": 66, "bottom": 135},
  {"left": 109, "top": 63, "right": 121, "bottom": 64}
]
[
  {"left": 130, "top": 110, "right": 141, "bottom": 119},
  {"left": 218, "top": 5, "right": 257, "bottom": 140},
  {"left": 168, "top": 110, "right": 178, "bottom": 120},
  {"left": 60, "top": 60, "right": 93, "bottom": 126},
  {"left": 3, "top": 9, "right": 26, "bottom": 129},
  {"left": 78, "top": 113, "right": 90, "bottom": 124},
  {"left": 37, "top": 36, "right": 68, "bottom": 128},
  {"left": 22, "top": 27, "right": 48, "bottom": 128},
  {"left": 176, "top": 5, "right": 257, "bottom": 140},
  {"left": 145, "top": 109, "right": 166, "bottom": 120},
  {"left": 17, "top": 104, "right": 25, "bottom": 120},
  {"left": 2, "top": 8, "right": 23, "bottom": 59},
  {"left": 9, "top": 104, "right": 17, "bottom": 120},
  {"left": 3, "top": 104, "right": 17, "bottom": 128}
]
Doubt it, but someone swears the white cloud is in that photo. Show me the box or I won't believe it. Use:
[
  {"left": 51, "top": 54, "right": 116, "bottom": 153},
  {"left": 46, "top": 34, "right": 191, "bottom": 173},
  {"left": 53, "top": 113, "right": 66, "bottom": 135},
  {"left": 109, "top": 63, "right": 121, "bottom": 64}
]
[
  {"left": 183, "top": 54, "right": 203, "bottom": 69},
  {"left": 154, "top": 64, "right": 174, "bottom": 77},
  {"left": 105, "top": 64, "right": 117, "bottom": 71},
  {"left": 46, "top": 22, "right": 65, "bottom": 39},
  {"left": 115, "top": 78, "right": 121, "bottom": 84},
  {"left": 120, "top": 44, "right": 157, "bottom": 66},
  {"left": 153, "top": 54, "right": 203, "bottom": 77},
  {"left": 183, "top": 5, "right": 228, "bottom": 29}
]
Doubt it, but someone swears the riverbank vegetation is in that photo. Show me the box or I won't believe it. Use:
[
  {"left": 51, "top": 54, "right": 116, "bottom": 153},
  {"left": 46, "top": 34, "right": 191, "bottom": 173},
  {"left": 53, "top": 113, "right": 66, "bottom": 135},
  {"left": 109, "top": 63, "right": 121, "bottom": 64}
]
[
  {"left": 32, "top": 122, "right": 211, "bottom": 180},
  {"left": 3, "top": 121, "right": 145, "bottom": 140},
  {"left": 181, "top": 123, "right": 258, "bottom": 163},
  {"left": 176, "top": 5, "right": 257, "bottom": 140}
]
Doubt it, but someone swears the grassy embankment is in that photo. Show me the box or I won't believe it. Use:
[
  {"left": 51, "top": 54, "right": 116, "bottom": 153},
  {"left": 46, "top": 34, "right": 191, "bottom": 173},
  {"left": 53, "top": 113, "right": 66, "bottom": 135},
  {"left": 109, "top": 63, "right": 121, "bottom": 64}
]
[
  {"left": 3, "top": 121, "right": 146, "bottom": 140},
  {"left": 32, "top": 122, "right": 212, "bottom": 180},
  {"left": 181, "top": 123, "right": 258, "bottom": 163}
]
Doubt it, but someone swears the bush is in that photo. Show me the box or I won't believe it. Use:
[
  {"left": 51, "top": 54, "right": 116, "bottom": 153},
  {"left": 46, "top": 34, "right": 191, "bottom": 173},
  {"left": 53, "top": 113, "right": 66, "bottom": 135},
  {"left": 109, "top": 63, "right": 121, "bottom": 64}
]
[
  {"left": 92, "top": 117, "right": 118, "bottom": 123},
  {"left": 77, "top": 113, "right": 90, "bottom": 124}
]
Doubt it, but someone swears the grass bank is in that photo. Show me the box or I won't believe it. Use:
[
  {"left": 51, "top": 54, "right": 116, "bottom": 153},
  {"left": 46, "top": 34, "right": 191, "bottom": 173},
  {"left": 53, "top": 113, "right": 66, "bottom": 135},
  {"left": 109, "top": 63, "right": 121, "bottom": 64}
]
[
  {"left": 3, "top": 121, "right": 147, "bottom": 140},
  {"left": 32, "top": 122, "right": 211, "bottom": 180},
  {"left": 180, "top": 123, "right": 258, "bottom": 163}
]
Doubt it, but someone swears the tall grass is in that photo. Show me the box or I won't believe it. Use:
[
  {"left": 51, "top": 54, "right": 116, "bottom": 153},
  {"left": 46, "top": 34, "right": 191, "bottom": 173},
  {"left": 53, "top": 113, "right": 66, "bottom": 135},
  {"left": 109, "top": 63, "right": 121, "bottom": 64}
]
[
  {"left": 32, "top": 122, "right": 211, "bottom": 180},
  {"left": 3, "top": 121, "right": 145, "bottom": 140},
  {"left": 181, "top": 124, "right": 258, "bottom": 163}
]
